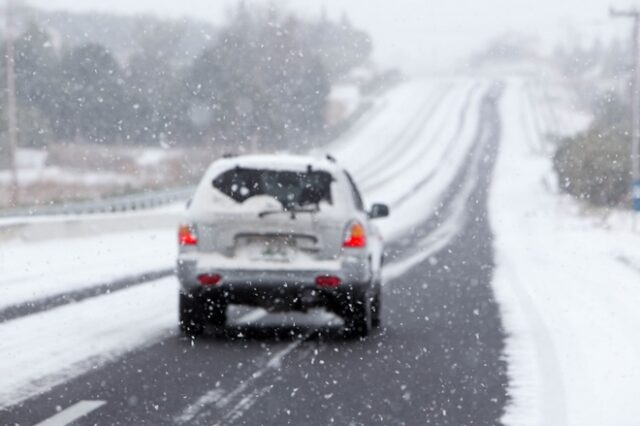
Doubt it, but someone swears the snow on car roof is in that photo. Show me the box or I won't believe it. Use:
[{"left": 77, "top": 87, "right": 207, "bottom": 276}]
[
  {"left": 208, "top": 154, "right": 341, "bottom": 174},
  {"left": 188, "top": 154, "right": 351, "bottom": 218}
]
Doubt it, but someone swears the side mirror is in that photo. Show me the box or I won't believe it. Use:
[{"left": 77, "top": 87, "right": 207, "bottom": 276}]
[{"left": 369, "top": 203, "right": 389, "bottom": 219}]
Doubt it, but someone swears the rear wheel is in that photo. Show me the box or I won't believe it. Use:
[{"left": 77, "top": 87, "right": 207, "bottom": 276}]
[
  {"left": 203, "top": 296, "right": 227, "bottom": 327},
  {"left": 371, "top": 288, "right": 382, "bottom": 328},
  {"left": 179, "top": 293, "right": 205, "bottom": 337},
  {"left": 343, "top": 293, "right": 372, "bottom": 338}
]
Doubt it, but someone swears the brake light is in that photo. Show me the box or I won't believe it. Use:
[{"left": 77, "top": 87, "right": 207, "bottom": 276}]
[
  {"left": 343, "top": 222, "right": 366, "bottom": 248},
  {"left": 316, "top": 275, "right": 342, "bottom": 288},
  {"left": 198, "top": 274, "right": 222, "bottom": 286},
  {"left": 179, "top": 225, "right": 198, "bottom": 246}
]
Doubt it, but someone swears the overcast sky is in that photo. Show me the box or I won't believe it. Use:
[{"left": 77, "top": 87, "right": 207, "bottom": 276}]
[{"left": 26, "top": 0, "right": 639, "bottom": 73}]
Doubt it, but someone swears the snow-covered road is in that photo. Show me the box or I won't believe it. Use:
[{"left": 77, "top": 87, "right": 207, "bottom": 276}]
[
  {"left": 7, "top": 75, "right": 636, "bottom": 425},
  {"left": 1, "top": 77, "right": 491, "bottom": 414}
]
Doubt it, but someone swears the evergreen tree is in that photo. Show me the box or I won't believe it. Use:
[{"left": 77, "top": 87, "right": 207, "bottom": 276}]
[
  {"left": 188, "top": 5, "right": 330, "bottom": 151},
  {"left": 57, "top": 44, "right": 127, "bottom": 143}
]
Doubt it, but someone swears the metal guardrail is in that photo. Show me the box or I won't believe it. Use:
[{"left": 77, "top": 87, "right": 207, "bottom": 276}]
[{"left": 0, "top": 186, "right": 195, "bottom": 219}]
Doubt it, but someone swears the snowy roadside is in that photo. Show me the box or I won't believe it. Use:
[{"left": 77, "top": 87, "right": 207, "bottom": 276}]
[
  {"left": 0, "top": 277, "right": 178, "bottom": 410},
  {"left": 0, "top": 228, "right": 177, "bottom": 311},
  {"left": 491, "top": 79, "right": 640, "bottom": 425}
]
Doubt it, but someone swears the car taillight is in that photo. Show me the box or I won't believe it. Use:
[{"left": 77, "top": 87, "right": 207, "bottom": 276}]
[
  {"left": 198, "top": 274, "right": 222, "bottom": 286},
  {"left": 343, "top": 222, "right": 366, "bottom": 248},
  {"left": 316, "top": 275, "right": 342, "bottom": 288},
  {"left": 179, "top": 225, "right": 198, "bottom": 246}
]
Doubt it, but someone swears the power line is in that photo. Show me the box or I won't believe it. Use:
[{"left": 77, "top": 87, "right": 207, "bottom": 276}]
[
  {"left": 4, "top": 0, "right": 19, "bottom": 206},
  {"left": 610, "top": 7, "right": 640, "bottom": 213}
]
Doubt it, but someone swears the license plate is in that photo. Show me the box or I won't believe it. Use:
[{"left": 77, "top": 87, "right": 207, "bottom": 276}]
[{"left": 240, "top": 236, "right": 295, "bottom": 262}]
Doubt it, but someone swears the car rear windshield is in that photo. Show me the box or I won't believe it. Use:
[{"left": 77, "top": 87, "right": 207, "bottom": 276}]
[{"left": 212, "top": 167, "right": 334, "bottom": 208}]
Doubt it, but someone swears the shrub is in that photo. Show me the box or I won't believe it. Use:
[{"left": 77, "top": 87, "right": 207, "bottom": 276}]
[{"left": 554, "top": 124, "right": 630, "bottom": 206}]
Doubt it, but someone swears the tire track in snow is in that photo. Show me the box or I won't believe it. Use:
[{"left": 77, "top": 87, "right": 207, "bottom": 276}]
[
  {"left": 360, "top": 82, "right": 477, "bottom": 193},
  {"left": 353, "top": 84, "right": 452, "bottom": 184},
  {"left": 332, "top": 82, "right": 448, "bottom": 180},
  {"left": 384, "top": 83, "right": 502, "bottom": 280},
  {"left": 385, "top": 82, "right": 483, "bottom": 207}
]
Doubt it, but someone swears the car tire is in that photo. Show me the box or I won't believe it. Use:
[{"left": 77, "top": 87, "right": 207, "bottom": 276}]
[
  {"left": 371, "top": 289, "right": 382, "bottom": 328},
  {"left": 204, "top": 297, "right": 227, "bottom": 327},
  {"left": 343, "top": 293, "right": 372, "bottom": 338},
  {"left": 179, "top": 292, "right": 205, "bottom": 337}
]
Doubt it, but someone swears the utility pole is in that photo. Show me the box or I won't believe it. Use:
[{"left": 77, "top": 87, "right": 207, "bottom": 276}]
[
  {"left": 611, "top": 8, "right": 640, "bottom": 215},
  {"left": 4, "top": 0, "right": 18, "bottom": 206}
]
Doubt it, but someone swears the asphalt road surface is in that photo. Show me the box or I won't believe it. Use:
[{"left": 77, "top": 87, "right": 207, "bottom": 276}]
[{"left": 2, "top": 84, "right": 509, "bottom": 426}]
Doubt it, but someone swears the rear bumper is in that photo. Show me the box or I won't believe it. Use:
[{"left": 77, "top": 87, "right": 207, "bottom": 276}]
[{"left": 176, "top": 256, "right": 374, "bottom": 311}]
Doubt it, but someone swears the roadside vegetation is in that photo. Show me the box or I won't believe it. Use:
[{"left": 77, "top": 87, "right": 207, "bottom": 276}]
[
  {"left": 553, "top": 94, "right": 631, "bottom": 207},
  {"left": 0, "top": 4, "right": 372, "bottom": 151},
  {"left": 0, "top": 4, "right": 380, "bottom": 207},
  {"left": 552, "top": 39, "right": 633, "bottom": 207}
]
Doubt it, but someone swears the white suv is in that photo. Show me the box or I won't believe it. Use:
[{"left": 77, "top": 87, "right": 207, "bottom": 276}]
[{"left": 176, "top": 155, "right": 389, "bottom": 337}]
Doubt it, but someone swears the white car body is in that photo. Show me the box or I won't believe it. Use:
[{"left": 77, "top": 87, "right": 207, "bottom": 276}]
[{"left": 176, "top": 154, "right": 388, "bottom": 337}]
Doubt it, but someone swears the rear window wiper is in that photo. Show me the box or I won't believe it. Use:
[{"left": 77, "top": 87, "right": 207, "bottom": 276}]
[{"left": 258, "top": 207, "right": 319, "bottom": 219}]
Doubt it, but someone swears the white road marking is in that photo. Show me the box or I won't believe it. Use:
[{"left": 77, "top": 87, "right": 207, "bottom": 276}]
[
  {"left": 34, "top": 400, "right": 106, "bottom": 426},
  {"left": 213, "top": 341, "right": 311, "bottom": 426},
  {"left": 174, "top": 388, "right": 225, "bottom": 424},
  {"left": 213, "top": 339, "right": 304, "bottom": 411},
  {"left": 176, "top": 336, "right": 310, "bottom": 425},
  {"left": 177, "top": 309, "right": 333, "bottom": 424},
  {"left": 220, "top": 385, "right": 272, "bottom": 425}
]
